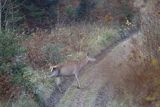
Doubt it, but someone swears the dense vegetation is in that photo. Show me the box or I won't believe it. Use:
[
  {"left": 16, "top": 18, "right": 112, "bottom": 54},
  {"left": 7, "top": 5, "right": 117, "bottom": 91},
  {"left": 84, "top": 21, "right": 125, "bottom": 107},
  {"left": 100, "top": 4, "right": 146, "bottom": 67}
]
[
  {"left": 0, "top": 0, "right": 160, "bottom": 107},
  {"left": 0, "top": 0, "right": 138, "bottom": 32}
]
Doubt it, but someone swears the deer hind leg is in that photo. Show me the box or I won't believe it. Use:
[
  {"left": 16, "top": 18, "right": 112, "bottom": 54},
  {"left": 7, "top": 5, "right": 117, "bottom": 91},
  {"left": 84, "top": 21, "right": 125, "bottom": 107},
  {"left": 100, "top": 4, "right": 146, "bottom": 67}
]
[{"left": 74, "top": 72, "right": 81, "bottom": 89}]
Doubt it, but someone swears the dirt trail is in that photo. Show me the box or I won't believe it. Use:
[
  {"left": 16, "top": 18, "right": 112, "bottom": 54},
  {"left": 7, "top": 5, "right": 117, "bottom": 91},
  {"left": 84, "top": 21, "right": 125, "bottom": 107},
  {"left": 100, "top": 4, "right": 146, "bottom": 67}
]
[{"left": 54, "top": 33, "right": 139, "bottom": 107}]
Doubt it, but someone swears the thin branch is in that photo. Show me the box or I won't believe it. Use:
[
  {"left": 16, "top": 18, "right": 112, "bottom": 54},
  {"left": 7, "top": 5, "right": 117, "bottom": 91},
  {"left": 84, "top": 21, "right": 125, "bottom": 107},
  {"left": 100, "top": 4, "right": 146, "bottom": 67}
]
[{"left": 2, "top": 0, "right": 8, "bottom": 9}]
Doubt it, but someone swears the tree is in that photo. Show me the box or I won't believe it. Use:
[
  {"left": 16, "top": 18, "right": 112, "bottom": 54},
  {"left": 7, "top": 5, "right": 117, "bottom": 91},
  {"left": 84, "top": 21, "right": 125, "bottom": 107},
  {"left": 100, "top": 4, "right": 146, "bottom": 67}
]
[
  {"left": 76, "top": 0, "right": 95, "bottom": 20},
  {"left": 0, "top": 0, "right": 25, "bottom": 31}
]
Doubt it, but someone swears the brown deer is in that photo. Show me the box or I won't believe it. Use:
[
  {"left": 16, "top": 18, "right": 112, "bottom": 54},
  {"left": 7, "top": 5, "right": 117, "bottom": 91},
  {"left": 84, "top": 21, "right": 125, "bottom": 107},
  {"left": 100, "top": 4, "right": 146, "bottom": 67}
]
[{"left": 48, "top": 54, "right": 96, "bottom": 89}]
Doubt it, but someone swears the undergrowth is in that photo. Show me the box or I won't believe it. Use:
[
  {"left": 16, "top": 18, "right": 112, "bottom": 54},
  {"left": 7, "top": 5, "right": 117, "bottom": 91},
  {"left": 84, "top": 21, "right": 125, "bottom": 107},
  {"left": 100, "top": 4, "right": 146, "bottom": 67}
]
[
  {"left": 110, "top": 34, "right": 160, "bottom": 107},
  {"left": 24, "top": 23, "right": 120, "bottom": 68}
]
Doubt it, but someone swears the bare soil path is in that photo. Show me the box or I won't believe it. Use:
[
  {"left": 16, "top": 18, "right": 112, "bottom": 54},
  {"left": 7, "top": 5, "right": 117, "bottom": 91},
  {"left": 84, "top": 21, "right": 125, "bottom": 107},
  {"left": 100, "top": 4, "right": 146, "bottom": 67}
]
[{"left": 46, "top": 32, "right": 139, "bottom": 107}]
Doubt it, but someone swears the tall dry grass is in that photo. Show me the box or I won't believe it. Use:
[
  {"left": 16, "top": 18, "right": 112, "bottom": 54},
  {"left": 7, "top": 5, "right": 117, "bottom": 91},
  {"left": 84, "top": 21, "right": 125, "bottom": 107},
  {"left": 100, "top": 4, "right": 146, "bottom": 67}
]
[
  {"left": 141, "top": 0, "right": 160, "bottom": 63},
  {"left": 24, "top": 23, "right": 119, "bottom": 69},
  {"left": 107, "top": 35, "right": 160, "bottom": 107},
  {"left": 112, "top": 1, "right": 160, "bottom": 107}
]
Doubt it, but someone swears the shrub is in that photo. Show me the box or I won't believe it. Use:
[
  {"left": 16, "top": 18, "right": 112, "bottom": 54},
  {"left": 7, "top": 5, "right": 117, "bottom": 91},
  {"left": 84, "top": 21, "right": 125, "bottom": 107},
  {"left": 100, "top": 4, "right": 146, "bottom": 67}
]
[
  {"left": 0, "top": 31, "right": 35, "bottom": 101},
  {"left": 0, "top": 31, "right": 26, "bottom": 75}
]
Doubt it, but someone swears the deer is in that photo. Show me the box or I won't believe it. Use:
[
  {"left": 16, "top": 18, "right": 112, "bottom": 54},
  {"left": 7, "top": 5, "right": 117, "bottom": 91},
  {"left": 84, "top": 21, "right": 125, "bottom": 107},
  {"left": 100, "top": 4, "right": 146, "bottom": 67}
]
[{"left": 48, "top": 54, "right": 96, "bottom": 90}]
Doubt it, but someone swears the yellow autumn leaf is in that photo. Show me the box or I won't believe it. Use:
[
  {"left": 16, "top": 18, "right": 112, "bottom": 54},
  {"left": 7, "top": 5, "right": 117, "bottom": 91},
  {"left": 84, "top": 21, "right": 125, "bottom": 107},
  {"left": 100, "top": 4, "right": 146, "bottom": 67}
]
[
  {"left": 151, "top": 58, "right": 158, "bottom": 66},
  {"left": 145, "top": 95, "right": 156, "bottom": 101}
]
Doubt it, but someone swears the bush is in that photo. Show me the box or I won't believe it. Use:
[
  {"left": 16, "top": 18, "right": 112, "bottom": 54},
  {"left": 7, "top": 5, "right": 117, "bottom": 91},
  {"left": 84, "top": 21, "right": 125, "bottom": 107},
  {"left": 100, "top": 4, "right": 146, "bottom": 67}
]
[
  {"left": 0, "top": 31, "right": 35, "bottom": 101},
  {"left": 0, "top": 31, "right": 25, "bottom": 75}
]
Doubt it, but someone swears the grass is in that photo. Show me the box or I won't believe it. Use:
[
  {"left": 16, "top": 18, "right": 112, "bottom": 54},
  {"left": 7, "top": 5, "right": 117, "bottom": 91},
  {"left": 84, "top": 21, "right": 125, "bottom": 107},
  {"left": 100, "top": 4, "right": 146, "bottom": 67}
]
[{"left": 8, "top": 92, "right": 39, "bottom": 107}]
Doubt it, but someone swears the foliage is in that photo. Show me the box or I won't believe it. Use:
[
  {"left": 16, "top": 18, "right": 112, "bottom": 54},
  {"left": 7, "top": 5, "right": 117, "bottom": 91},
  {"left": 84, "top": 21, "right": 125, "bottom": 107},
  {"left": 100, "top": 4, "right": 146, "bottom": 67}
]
[
  {"left": 66, "top": 5, "right": 74, "bottom": 15},
  {"left": 120, "top": 0, "right": 134, "bottom": 21},
  {"left": 76, "top": 0, "right": 89, "bottom": 19},
  {"left": 1, "top": 0, "right": 25, "bottom": 31},
  {"left": 0, "top": 31, "right": 36, "bottom": 102},
  {"left": 0, "top": 0, "right": 139, "bottom": 30},
  {"left": 24, "top": 23, "right": 120, "bottom": 68},
  {"left": 0, "top": 31, "right": 51, "bottom": 106},
  {"left": 0, "top": 32, "right": 25, "bottom": 75},
  {"left": 87, "top": 26, "right": 119, "bottom": 55},
  {"left": 24, "top": 3, "right": 46, "bottom": 22},
  {"left": 41, "top": 43, "right": 65, "bottom": 64},
  {"left": 7, "top": 92, "right": 39, "bottom": 107}
]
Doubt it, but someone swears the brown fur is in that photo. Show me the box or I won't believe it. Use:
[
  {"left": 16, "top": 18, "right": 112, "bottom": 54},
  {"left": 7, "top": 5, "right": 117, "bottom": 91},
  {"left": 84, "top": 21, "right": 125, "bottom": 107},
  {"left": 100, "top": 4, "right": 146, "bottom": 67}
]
[{"left": 49, "top": 55, "right": 96, "bottom": 89}]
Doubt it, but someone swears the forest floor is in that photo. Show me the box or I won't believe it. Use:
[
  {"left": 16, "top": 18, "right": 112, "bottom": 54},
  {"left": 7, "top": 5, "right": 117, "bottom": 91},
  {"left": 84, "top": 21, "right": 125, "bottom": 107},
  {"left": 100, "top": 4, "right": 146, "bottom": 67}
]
[{"left": 46, "top": 32, "right": 142, "bottom": 107}]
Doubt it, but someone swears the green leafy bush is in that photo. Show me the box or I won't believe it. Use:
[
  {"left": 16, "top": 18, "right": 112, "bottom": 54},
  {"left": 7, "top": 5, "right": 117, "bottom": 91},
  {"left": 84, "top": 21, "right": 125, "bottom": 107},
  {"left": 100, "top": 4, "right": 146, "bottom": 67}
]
[
  {"left": 0, "top": 32, "right": 25, "bottom": 75},
  {"left": 0, "top": 31, "right": 35, "bottom": 100}
]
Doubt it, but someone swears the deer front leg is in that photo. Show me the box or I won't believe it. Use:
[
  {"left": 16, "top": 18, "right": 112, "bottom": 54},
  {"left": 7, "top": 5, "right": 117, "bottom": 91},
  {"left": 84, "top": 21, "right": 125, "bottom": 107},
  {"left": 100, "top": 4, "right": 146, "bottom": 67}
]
[
  {"left": 56, "top": 77, "right": 62, "bottom": 92},
  {"left": 74, "top": 72, "right": 81, "bottom": 89}
]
